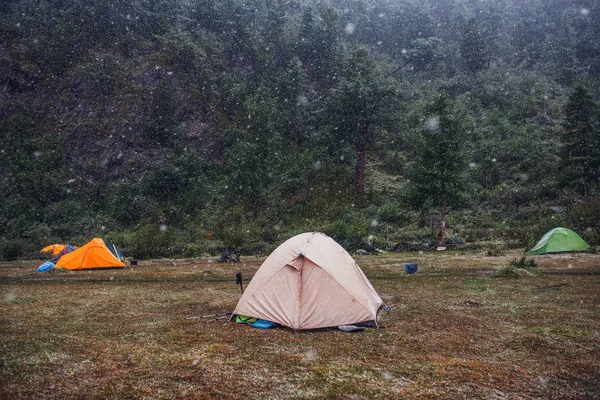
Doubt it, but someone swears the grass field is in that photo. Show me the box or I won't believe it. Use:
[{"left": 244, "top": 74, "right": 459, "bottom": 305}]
[{"left": 1, "top": 250, "right": 599, "bottom": 399}]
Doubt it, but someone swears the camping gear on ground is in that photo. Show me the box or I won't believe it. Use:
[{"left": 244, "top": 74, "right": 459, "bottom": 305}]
[
  {"left": 54, "top": 238, "right": 125, "bottom": 270},
  {"left": 450, "top": 237, "right": 464, "bottom": 245},
  {"left": 405, "top": 263, "right": 419, "bottom": 275},
  {"left": 41, "top": 244, "right": 66, "bottom": 256},
  {"left": 528, "top": 227, "right": 590, "bottom": 255},
  {"left": 217, "top": 249, "right": 240, "bottom": 263},
  {"left": 184, "top": 312, "right": 232, "bottom": 321},
  {"left": 235, "top": 315, "right": 258, "bottom": 324},
  {"left": 252, "top": 319, "right": 275, "bottom": 329},
  {"left": 235, "top": 272, "right": 244, "bottom": 294},
  {"left": 36, "top": 261, "right": 55, "bottom": 273},
  {"left": 338, "top": 325, "right": 366, "bottom": 333},
  {"left": 231, "top": 232, "right": 383, "bottom": 331}
]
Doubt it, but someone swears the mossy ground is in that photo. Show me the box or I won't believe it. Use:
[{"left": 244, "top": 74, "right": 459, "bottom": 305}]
[{"left": 1, "top": 250, "right": 599, "bottom": 399}]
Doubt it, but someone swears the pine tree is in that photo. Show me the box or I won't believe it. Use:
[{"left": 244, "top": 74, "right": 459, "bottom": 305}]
[
  {"left": 327, "top": 46, "right": 398, "bottom": 195},
  {"left": 554, "top": 14, "right": 578, "bottom": 85},
  {"left": 460, "top": 17, "right": 488, "bottom": 73},
  {"left": 298, "top": 6, "right": 340, "bottom": 86},
  {"left": 409, "top": 94, "right": 468, "bottom": 247},
  {"left": 561, "top": 85, "right": 600, "bottom": 206}
]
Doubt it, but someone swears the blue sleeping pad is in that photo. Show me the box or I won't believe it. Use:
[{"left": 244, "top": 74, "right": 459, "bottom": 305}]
[
  {"left": 252, "top": 319, "right": 275, "bottom": 329},
  {"left": 37, "top": 261, "right": 55, "bottom": 273}
]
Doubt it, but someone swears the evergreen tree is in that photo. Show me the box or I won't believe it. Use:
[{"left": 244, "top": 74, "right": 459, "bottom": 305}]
[
  {"left": 561, "top": 85, "right": 600, "bottom": 206},
  {"left": 409, "top": 94, "right": 468, "bottom": 247},
  {"left": 327, "top": 46, "right": 398, "bottom": 195},
  {"left": 298, "top": 6, "right": 340, "bottom": 86},
  {"left": 554, "top": 14, "right": 578, "bottom": 85},
  {"left": 461, "top": 17, "right": 488, "bottom": 73}
]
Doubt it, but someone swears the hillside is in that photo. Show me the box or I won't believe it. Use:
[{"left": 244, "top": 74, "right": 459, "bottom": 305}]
[{"left": 1, "top": 0, "right": 599, "bottom": 259}]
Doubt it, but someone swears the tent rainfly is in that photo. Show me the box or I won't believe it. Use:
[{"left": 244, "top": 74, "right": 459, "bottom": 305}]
[
  {"left": 41, "top": 244, "right": 67, "bottom": 256},
  {"left": 55, "top": 238, "right": 125, "bottom": 270},
  {"left": 232, "top": 232, "right": 383, "bottom": 330},
  {"left": 528, "top": 227, "right": 590, "bottom": 255}
]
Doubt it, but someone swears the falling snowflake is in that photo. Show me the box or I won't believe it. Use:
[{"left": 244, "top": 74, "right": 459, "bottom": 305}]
[
  {"left": 297, "top": 95, "right": 308, "bottom": 105},
  {"left": 426, "top": 117, "right": 439, "bottom": 131}
]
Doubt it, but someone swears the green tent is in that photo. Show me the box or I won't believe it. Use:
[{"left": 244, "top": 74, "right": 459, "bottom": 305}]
[{"left": 528, "top": 227, "right": 590, "bottom": 255}]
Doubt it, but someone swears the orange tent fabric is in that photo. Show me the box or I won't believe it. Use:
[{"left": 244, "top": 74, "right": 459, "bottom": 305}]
[
  {"left": 41, "top": 244, "right": 66, "bottom": 256},
  {"left": 55, "top": 238, "right": 125, "bottom": 270},
  {"left": 232, "top": 232, "right": 383, "bottom": 330}
]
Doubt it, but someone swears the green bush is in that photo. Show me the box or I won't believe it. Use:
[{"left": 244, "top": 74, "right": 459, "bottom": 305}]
[
  {"left": 377, "top": 203, "right": 406, "bottom": 224},
  {"left": 183, "top": 243, "right": 202, "bottom": 258},
  {"left": 510, "top": 256, "right": 537, "bottom": 268},
  {"left": 0, "top": 239, "right": 26, "bottom": 261}
]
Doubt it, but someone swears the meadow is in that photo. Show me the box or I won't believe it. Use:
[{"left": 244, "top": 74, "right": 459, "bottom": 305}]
[{"left": 1, "top": 250, "right": 599, "bottom": 399}]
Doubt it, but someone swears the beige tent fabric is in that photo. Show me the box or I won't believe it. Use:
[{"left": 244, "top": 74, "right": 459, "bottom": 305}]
[{"left": 232, "top": 232, "right": 383, "bottom": 330}]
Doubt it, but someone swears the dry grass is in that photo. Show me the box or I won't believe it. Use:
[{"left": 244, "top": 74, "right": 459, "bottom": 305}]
[{"left": 1, "top": 250, "right": 599, "bottom": 399}]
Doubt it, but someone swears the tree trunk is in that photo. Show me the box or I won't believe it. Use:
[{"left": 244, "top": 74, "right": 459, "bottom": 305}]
[
  {"left": 355, "top": 124, "right": 368, "bottom": 195},
  {"left": 440, "top": 183, "right": 446, "bottom": 247},
  {"left": 584, "top": 175, "right": 589, "bottom": 207}
]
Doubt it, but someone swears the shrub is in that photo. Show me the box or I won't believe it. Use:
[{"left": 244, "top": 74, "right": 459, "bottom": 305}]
[
  {"left": 0, "top": 239, "right": 25, "bottom": 261},
  {"left": 495, "top": 265, "right": 520, "bottom": 278},
  {"left": 510, "top": 256, "right": 537, "bottom": 268},
  {"left": 486, "top": 245, "right": 502, "bottom": 257},
  {"left": 377, "top": 203, "right": 406, "bottom": 224}
]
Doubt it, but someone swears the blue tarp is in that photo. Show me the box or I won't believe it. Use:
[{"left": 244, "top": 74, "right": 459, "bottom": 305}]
[{"left": 37, "top": 261, "right": 55, "bottom": 273}]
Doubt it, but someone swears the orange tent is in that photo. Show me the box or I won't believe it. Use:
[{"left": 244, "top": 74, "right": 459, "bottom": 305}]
[
  {"left": 41, "top": 244, "right": 66, "bottom": 256},
  {"left": 55, "top": 238, "right": 125, "bottom": 270}
]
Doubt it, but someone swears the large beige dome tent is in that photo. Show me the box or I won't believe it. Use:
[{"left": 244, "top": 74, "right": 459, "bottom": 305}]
[{"left": 232, "top": 232, "right": 383, "bottom": 330}]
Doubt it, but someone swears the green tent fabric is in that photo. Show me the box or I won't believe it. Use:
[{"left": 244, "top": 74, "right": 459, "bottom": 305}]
[{"left": 528, "top": 227, "right": 590, "bottom": 255}]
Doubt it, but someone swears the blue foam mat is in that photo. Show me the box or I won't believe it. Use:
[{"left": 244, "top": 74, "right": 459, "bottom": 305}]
[{"left": 252, "top": 319, "right": 275, "bottom": 329}]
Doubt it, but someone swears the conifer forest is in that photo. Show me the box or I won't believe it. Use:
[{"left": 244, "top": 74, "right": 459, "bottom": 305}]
[{"left": 1, "top": 0, "right": 600, "bottom": 259}]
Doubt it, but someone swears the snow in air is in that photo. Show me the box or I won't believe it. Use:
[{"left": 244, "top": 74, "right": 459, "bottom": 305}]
[
  {"left": 345, "top": 23, "right": 356, "bottom": 35},
  {"left": 160, "top": 224, "right": 168, "bottom": 232},
  {"left": 426, "top": 116, "right": 440, "bottom": 131},
  {"left": 297, "top": 95, "right": 308, "bottom": 105}
]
